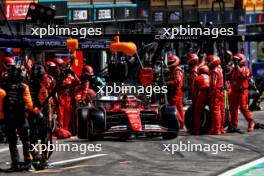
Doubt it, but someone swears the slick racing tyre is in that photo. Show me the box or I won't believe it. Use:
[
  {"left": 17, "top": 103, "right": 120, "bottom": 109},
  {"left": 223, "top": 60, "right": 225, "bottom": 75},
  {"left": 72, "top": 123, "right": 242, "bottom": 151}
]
[
  {"left": 87, "top": 107, "right": 105, "bottom": 141},
  {"left": 184, "top": 105, "right": 211, "bottom": 134},
  {"left": 200, "top": 106, "right": 211, "bottom": 134},
  {"left": 89, "top": 107, "right": 105, "bottom": 132},
  {"left": 77, "top": 107, "right": 89, "bottom": 139},
  {"left": 161, "top": 106, "right": 179, "bottom": 140},
  {"left": 184, "top": 105, "right": 194, "bottom": 131}
]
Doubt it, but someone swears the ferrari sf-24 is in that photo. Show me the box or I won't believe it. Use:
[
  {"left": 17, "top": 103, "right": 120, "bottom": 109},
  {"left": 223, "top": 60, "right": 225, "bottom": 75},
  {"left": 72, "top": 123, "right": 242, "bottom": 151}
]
[{"left": 77, "top": 96, "right": 179, "bottom": 140}]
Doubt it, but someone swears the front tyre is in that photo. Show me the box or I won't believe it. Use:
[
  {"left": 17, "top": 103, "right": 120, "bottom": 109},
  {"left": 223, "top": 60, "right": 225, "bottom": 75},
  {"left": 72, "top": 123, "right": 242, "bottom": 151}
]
[
  {"left": 77, "top": 107, "right": 89, "bottom": 139},
  {"left": 161, "top": 106, "right": 179, "bottom": 140},
  {"left": 87, "top": 108, "right": 105, "bottom": 141}
]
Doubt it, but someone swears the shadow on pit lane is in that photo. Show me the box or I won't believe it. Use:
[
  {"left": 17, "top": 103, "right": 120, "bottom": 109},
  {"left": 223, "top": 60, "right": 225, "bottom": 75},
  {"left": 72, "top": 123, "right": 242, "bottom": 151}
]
[{"left": 0, "top": 168, "right": 18, "bottom": 173}]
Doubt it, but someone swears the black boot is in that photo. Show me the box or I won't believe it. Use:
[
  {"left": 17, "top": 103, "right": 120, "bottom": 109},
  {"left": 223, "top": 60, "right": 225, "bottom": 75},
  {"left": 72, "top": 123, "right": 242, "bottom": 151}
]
[
  {"left": 5, "top": 164, "right": 21, "bottom": 173},
  {"left": 249, "top": 105, "right": 261, "bottom": 111},
  {"left": 227, "top": 126, "right": 244, "bottom": 134}
]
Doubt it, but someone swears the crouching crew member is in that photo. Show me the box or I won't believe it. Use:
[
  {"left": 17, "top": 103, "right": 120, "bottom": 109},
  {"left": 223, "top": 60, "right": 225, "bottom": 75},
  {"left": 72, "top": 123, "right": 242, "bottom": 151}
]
[
  {"left": 75, "top": 65, "right": 96, "bottom": 106},
  {"left": 191, "top": 65, "right": 210, "bottom": 135},
  {"left": 71, "top": 65, "right": 96, "bottom": 135},
  {"left": 229, "top": 53, "right": 255, "bottom": 132},
  {"left": 166, "top": 54, "right": 184, "bottom": 129}
]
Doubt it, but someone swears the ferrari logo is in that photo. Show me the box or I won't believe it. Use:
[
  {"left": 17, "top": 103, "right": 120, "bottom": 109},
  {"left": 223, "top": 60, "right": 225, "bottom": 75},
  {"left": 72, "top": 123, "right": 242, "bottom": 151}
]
[{"left": 75, "top": 59, "right": 78, "bottom": 66}]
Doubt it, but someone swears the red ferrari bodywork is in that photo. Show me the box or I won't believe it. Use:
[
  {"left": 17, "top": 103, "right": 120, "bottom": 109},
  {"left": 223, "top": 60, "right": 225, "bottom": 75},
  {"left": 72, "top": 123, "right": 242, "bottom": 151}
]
[{"left": 104, "top": 97, "right": 162, "bottom": 133}]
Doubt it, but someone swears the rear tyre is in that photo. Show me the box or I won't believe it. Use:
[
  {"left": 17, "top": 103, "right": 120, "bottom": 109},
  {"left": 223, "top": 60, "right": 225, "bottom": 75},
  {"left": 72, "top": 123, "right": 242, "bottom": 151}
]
[
  {"left": 161, "top": 106, "right": 179, "bottom": 140},
  {"left": 200, "top": 106, "right": 211, "bottom": 134},
  {"left": 184, "top": 105, "right": 194, "bottom": 131},
  {"left": 184, "top": 105, "right": 211, "bottom": 135}
]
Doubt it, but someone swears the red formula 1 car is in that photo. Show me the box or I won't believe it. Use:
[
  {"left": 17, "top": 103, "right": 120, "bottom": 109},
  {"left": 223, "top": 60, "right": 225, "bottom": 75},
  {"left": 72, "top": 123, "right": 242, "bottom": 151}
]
[{"left": 77, "top": 96, "right": 179, "bottom": 140}]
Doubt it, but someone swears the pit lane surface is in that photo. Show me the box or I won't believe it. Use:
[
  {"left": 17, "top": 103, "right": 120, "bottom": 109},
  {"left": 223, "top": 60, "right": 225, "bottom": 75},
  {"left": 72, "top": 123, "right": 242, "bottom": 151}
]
[{"left": 0, "top": 111, "right": 263, "bottom": 176}]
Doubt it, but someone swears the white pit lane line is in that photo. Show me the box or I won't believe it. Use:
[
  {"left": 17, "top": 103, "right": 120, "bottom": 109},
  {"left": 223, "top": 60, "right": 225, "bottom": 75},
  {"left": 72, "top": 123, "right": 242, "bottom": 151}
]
[
  {"left": 219, "top": 157, "right": 264, "bottom": 176},
  {"left": 49, "top": 154, "right": 108, "bottom": 167},
  {"left": 1, "top": 146, "right": 107, "bottom": 168}
]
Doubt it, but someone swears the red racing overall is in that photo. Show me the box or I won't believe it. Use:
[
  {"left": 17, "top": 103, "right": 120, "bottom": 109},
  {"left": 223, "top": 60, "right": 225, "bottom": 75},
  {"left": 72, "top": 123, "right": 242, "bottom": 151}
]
[
  {"left": 189, "top": 65, "right": 198, "bottom": 101},
  {"left": 57, "top": 74, "right": 75, "bottom": 133},
  {"left": 229, "top": 65, "right": 254, "bottom": 131},
  {"left": 209, "top": 62, "right": 225, "bottom": 135},
  {"left": 187, "top": 53, "right": 199, "bottom": 101},
  {"left": 74, "top": 81, "right": 96, "bottom": 106},
  {"left": 192, "top": 69, "right": 210, "bottom": 135},
  {"left": 167, "top": 66, "right": 184, "bottom": 129}
]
